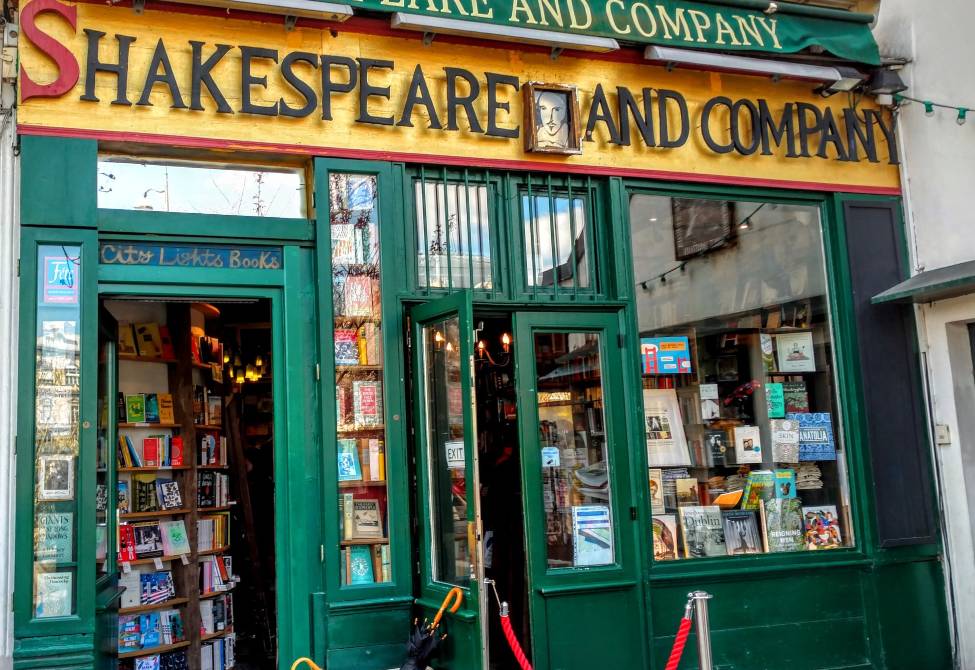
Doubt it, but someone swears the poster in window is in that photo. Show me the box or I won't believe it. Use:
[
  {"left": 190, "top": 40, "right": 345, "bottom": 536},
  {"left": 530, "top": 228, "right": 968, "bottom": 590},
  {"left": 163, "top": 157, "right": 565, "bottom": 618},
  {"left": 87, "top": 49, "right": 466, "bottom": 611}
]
[
  {"left": 34, "top": 571, "right": 73, "bottom": 618},
  {"left": 775, "top": 332, "right": 816, "bottom": 373},
  {"left": 671, "top": 199, "right": 736, "bottom": 260},
  {"left": 571, "top": 505, "right": 613, "bottom": 567},
  {"left": 36, "top": 455, "right": 74, "bottom": 501},
  {"left": 643, "top": 389, "right": 691, "bottom": 467},
  {"left": 35, "top": 512, "right": 73, "bottom": 563},
  {"left": 42, "top": 256, "right": 80, "bottom": 305}
]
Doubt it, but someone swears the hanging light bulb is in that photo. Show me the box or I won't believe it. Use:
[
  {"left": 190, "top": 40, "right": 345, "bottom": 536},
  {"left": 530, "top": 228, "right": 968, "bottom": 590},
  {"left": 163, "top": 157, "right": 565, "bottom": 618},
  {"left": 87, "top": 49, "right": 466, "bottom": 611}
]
[
  {"left": 255, "top": 354, "right": 264, "bottom": 367},
  {"left": 234, "top": 354, "right": 242, "bottom": 367},
  {"left": 235, "top": 370, "right": 245, "bottom": 384},
  {"left": 924, "top": 101, "right": 935, "bottom": 117},
  {"left": 501, "top": 332, "right": 512, "bottom": 353},
  {"left": 445, "top": 342, "right": 454, "bottom": 352},
  {"left": 957, "top": 108, "right": 968, "bottom": 126},
  {"left": 477, "top": 340, "right": 487, "bottom": 358},
  {"left": 223, "top": 351, "right": 231, "bottom": 364}
]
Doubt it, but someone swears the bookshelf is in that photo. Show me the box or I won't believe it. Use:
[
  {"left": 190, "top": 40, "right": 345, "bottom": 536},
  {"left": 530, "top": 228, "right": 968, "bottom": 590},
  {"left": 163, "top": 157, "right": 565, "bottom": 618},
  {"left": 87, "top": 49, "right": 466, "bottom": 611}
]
[{"left": 113, "top": 302, "right": 237, "bottom": 670}]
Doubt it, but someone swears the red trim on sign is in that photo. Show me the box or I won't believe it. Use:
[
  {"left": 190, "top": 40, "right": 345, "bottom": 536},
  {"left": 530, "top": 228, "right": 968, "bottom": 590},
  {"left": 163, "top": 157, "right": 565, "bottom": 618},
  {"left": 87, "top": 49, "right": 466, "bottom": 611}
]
[{"left": 16, "top": 124, "right": 902, "bottom": 196}]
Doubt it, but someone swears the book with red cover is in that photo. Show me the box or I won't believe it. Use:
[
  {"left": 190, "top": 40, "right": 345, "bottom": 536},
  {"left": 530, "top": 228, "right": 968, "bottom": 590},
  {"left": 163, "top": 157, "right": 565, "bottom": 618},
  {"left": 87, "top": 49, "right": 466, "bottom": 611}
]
[
  {"left": 158, "top": 325, "right": 176, "bottom": 360},
  {"left": 171, "top": 436, "right": 184, "bottom": 466},
  {"left": 118, "top": 525, "right": 137, "bottom": 562},
  {"left": 142, "top": 438, "right": 160, "bottom": 467}
]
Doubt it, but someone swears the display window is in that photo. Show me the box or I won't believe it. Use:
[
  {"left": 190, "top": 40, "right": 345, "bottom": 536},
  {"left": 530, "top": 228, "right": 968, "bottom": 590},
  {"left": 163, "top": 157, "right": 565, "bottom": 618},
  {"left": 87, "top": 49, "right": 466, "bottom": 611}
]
[{"left": 629, "top": 195, "right": 853, "bottom": 561}]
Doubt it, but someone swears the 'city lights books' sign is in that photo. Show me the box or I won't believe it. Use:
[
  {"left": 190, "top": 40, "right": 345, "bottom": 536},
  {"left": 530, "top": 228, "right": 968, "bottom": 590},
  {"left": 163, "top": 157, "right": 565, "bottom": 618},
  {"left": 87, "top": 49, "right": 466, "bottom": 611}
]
[{"left": 99, "top": 243, "right": 283, "bottom": 270}]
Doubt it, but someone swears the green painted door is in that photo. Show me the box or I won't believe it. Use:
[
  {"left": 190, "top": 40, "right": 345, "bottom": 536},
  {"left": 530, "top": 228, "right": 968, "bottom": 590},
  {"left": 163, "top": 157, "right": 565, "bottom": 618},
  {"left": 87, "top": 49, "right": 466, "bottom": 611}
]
[
  {"left": 514, "top": 311, "right": 649, "bottom": 670},
  {"left": 95, "top": 305, "right": 123, "bottom": 669},
  {"left": 411, "top": 291, "right": 488, "bottom": 670}
]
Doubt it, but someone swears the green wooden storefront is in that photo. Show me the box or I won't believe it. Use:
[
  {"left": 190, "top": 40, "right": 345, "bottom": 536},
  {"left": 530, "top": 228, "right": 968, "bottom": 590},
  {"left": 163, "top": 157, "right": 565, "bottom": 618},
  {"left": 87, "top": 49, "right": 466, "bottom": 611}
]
[{"left": 12, "top": 133, "right": 952, "bottom": 670}]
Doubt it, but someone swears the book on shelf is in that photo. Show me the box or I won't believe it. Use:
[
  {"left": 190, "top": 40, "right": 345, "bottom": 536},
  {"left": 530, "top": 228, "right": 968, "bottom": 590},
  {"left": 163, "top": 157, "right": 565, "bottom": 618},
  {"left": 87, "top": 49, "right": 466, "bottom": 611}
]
[
  {"left": 155, "top": 479, "right": 182, "bottom": 510},
  {"left": 199, "top": 593, "right": 234, "bottom": 634},
  {"left": 145, "top": 394, "right": 160, "bottom": 424},
  {"left": 158, "top": 325, "right": 175, "bottom": 360},
  {"left": 721, "top": 510, "right": 763, "bottom": 555},
  {"left": 342, "top": 275, "right": 381, "bottom": 318},
  {"left": 199, "top": 434, "right": 228, "bottom": 466},
  {"left": 674, "top": 478, "right": 700, "bottom": 507},
  {"left": 763, "top": 498, "right": 805, "bottom": 552},
  {"left": 159, "top": 520, "right": 191, "bottom": 556},
  {"left": 643, "top": 388, "right": 691, "bottom": 467},
  {"left": 770, "top": 419, "right": 800, "bottom": 464},
  {"left": 336, "top": 384, "right": 353, "bottom": 426},
  {"left": 789, "top": 412, "right": 837, "bottom": 461},
  {"left": 774, "top": 469, "right": 797, "bottom": 499},
  {"left": 207, "top": 396, "right": 222, "bottom": 425},
  {"left": 133, "top": 522, "right": 164, "bottom": 558},
  {"left": 200, "top": 555, "right": 232, "bottom": 593},
  {"left": 160, "top": 607, "right": 186, "bottom": 644},
  {"left": 34, "top": 571, "right": 72, "bottom": 618},
  {"left": 119, "top": 568, "right": 143, "bottom": 608},
  {"left": 352, "top": 380, "right": 384, "bottom": 427},
  {"left": 352, "top": 499, "right": 383, "bottom": 538},
  {"left": 648, "top": 468, "right": 665, "bottom": 514},
  {"left": 140, "top": 611, "right": 162, "bottom": 648},
  {"left": 193, "top": 386, "right": 207, "bottom": 426},
  {"left": 678, "top": 505, "right": 726, "bottom": 558},
  {"left": 157, "top": 394, "right": 175, "bottom": 425},
  {"left": 119, "top": 322, "right": 138, "bottom": 356},
  {"left": 765, "top": 382, "right": 786, "bottom": 418},
  {"left": 359, "top": 322, "right": 382, "bottom": 365},
  {"left": 126, "top": 395, "right": 147, "bottom": 424},
  {"left": 142, "top": 438, "right": 161, "bottom": 467},
  {"left": 367, "top": 439, "right": 385, "bottom": 481},
  {"left": 197, "top": 515, "right": 229, "bottom": 552},
  {"left": 802, "top": 504, "right": 843, "bottom": 550},
  {"left": 337, "top": 439, "right": 362, "bottom": 481},
  {"left": 160, "top": 650, "right": 190, "bottom": 670},
  {"left": 346, "top": 544, "right": 375, "bottom": 585},
  {"left": 134, "top": 323, "right": 164, "bottom": 358},
  {"left": 704, "top": 430, "right": 729, "bottom": 468},
  {"left": 334, "top": 328, "right": 360, "bottom": 366},
  {"left": 118, "top": 614, "right": 141, "bottom": 652},
  {"left": 733, "top": 425, "right": 763, "bottom": 464},
  {"left": 119, "top": 524, "right": 138, "bottom": 562},
  {"left": 140, "top": 571, "right": 177, "bottom": 605},
  {"left": 35, "top": 511, "right": 73, "bottom": 563},
  {"left": 782, "top": 381, "right": 809, "bottom": 413},
  {"left": 201, "top": 634, "right": 236, "bottom": 670},
  {"left": 652, "top": 514, "right": 679, "bottom": 560},
  {"left": 741, "top": 471, "right": 775, "bottom": 510},
  {"left": 340, "top": 493, "right": 355, "bottom": 540},
  {"left": 133, "top": 474, "right": 160, "bottom": 513},
  {"left": 198, "top": 471, "right": 231, "bottom": 507}
]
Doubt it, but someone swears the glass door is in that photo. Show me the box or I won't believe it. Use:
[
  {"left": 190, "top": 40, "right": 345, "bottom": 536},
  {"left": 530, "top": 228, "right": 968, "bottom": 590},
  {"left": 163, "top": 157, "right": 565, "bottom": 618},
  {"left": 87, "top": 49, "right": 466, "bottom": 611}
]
[
  {"left": 95, "top": 305, "right": 123, "bottom": 668},
  {"left": 514, "top": 311, "right": 648, "bottom": 670},
  {"left": 411, "top": 291, "right": 488, "bottom": 670}
]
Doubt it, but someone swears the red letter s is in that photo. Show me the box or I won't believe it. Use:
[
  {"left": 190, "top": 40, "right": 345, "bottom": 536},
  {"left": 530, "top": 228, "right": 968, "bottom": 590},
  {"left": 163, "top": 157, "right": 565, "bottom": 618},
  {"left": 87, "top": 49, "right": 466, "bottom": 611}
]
[{"left": 19, "top": 0, "right": 79, "bottom": 102}]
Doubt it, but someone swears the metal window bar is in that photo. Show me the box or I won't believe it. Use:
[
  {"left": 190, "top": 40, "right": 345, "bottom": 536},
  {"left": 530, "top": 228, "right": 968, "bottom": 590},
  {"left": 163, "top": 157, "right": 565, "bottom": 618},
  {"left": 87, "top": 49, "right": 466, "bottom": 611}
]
[
  {"left": 527, "top": 172, "right": 539, "bottom": 300},
  {"left": 546, "top": 175, "right": 560, "bottom": 300},
  {"left": 566, "top": 175, "right": 578, "bottom": 296}
]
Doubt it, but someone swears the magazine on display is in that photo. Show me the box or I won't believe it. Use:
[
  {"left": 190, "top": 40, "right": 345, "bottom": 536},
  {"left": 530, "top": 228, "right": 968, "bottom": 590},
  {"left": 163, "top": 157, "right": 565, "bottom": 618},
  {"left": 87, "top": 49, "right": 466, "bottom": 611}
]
[{"left": 643, "top": 389, "right": 691, "bottom": 467}]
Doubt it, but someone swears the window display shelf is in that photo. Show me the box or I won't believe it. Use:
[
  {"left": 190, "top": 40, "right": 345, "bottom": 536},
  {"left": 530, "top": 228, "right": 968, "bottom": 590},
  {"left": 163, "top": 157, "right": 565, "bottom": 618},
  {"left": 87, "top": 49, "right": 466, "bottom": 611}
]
[
  {"left": 119, "top": 466, "right": 190, "bottom": 473},
  {"left": 119, "top": 422, "right": 181, "bottom": 429},
  {"left": 120, "top": 509, "right": 190, "bottom": 520},
  {"left": 119, "top": 597, "right": 189, "bottom": 615},
  {"left": 339, "top": 481, "right": 387, "bottom": 489},
  {"left": 340, "top": 538, "right": 388, "bottom": 546},
  {"left": 118, "top": 641, "right": 190, "bottom": 659}
]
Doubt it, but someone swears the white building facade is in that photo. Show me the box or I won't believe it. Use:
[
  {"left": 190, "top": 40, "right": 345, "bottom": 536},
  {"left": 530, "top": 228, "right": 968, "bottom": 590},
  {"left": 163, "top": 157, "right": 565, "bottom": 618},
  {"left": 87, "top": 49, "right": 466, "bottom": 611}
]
[{"left": 874, "top": 2, "right": 975, "bottom": 667}]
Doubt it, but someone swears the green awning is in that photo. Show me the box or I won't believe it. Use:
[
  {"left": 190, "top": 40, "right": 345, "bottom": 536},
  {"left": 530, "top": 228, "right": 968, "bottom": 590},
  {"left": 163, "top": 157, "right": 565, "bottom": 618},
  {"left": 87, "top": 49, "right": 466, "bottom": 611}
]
[
  {"left": 872, "top": 260, "right": 975, "bottom": 305},
  {"left": 334, "top": 0, "right": 881, "bottom": 65}
]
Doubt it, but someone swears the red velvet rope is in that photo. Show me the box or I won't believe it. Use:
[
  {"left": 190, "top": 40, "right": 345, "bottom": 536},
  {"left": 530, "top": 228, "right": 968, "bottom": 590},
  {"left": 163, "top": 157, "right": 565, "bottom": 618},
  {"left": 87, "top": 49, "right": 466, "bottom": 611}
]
[
  {"left": 500, "top": 613, "right": 533, "bottom": 670},
  {"left": 665, "top": 617, "right": 693, "bottom": 670}
]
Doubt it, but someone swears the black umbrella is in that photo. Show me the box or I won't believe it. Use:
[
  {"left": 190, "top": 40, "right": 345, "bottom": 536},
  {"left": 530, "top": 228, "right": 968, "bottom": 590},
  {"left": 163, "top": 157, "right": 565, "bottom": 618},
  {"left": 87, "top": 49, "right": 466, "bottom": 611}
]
[{"left": 400, "top": 587, "right": 464, "bottom": 670}]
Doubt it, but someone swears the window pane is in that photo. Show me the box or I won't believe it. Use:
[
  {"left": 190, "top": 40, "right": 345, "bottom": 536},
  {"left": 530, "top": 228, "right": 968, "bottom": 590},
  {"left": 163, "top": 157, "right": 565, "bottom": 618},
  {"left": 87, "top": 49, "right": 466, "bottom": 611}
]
[
  {"left": 523, "top": 195, "right": 589, "bottom": 289},
  {"left": 533, "top": 332, "right": 614, "bottom": 569},
  {"left": 420, "top": 317, "right": 471, "bottom": 586},
  {"left": 630, "top": 196, "right": 853, "bottom": 562},
  {"left": 415, "top": 180, "right": 492, "bottom": 290},
  {"left": 330, "top": 174, "right": 392, "bottom": 586},
  {"left": 97, "top": 157, "right": 306, "bottom": 218},
  {"left": 33, "top": 245, "right": 82, "bottom": 618}
]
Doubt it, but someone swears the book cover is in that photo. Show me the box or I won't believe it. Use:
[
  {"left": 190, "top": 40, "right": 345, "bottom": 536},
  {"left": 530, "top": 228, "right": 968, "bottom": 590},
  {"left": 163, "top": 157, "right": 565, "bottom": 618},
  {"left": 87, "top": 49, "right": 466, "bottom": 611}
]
[
  {"left": 764, "top": 498, "right": 805, "bottom": 552},
  {"left": 142, "top": 438, "right": 160, "bottom": 467},
  {"left": 721, "top": 510, "right": 763, "bottom": 555},
  {"left": 140, "top": 571, "right": 175, "bottom": 605},
  {"left": 133, "top": 522, "right": 164, "bottom": 558},
  {"left": 34, "top": 571, "right": 73, "bottom": 618},
  {"left": 789, "top": 412, "right": 837, "bottom": 461},
  {"left": 334, "top": 328, "right": 361, "bottom": 366},
  {"left": 802, "top": 505, "right": 843, "bottom": 550},
  {"left": 156, "top": 479, "right": 182, "bottom": 510},
  {"left": 118, "top": 614, "right": 141, "bottom": 651},
  {"left": 352, "top": 499, "right": 383, "bottom": 538},
  {"left": 125, "top": 395, "right": 147, "bottom": 424},
  {"left": 380, "top": 544, "right": 391, "bottom": 582},
  {"left": 343, "top": 275, "right": 380, "bottom": 318},
  {"left": 648, "top": 468, "right": 665, "bottom": 514},
  {"left": 651, "top": 514, "right": 678, "bottom": 561},
  {"left": 337, "top": 439, "right": 362, "bottom": 481},
  {"left": 140, "top": 611, "right": 162, "bottom": 648},
  {"left": 156, "top": 394, "right": 175, "bottom": 425},
  {"left": 170, "top": 436, "right": 184, "bottom": 466},
  {"left": 678, "top": 505, "right": 726, "bottom": 558},
  {"left": 349, "top": 545, "right": 376, "bottom": 585},
  {"left": 368, "top": 439, "right": 385, "bottom": 481},
  {"left": 571, "top": 505, "right": 613, "bottom": 567},
  {"left": 342, "top": 493, "right": 355, "bottom": 540},
  {"left": 35, "top": 512, "right": 73, "bottom": 563},
  {"left": 765, "top": 382, "right": 786, "bottom": 419},
  {"left": 361, "top": 322, "right": 382, "bottom": 365},
  {"left": 207, "top": 396, "right": 222, "bottom": 426},
  {"left": 770, "top": 419, "right": 800, "bottom": 463},
  {"left": 136, "top": 655, "right": 161, "bottom": 670},
  {"left": 134, "top": 323, "right": 163, "bottom": 358},
  {"left": 775, "top": 332, "right": 816, "bottom": 373},
  {"left": 741, "top": 470, "right": 775, "bottom": 510},
  {"left": 158, "top": 325, "right": 175, "bottom": 359},
  {"left": 118, "top": 322, "right": 138, "bottom": 356},
  {"left": 119, "top": 524, "right": 137, "bottom": 562},
  {"left": 134, "top": 474, "right": 159, "bottom": 513},
  {"left": 144, "top": 394, "right": 160, "bottom": 424},
  {"left": 774, "top": 469, "right": 797, "bottom": 499},
  {"left": 733, "top": 425, "right": 763, "bottom": 464},
  {"left": 782, "top": 381, "right": 809, "bottom": 413},
  {"left": 119, "top": 568, "right": 142, "bottom": 608},
  {"left": 675, "top": 478, "right": 700, "bottom": 507},
  {"left": 704, "top": 430, "right": 729, "bottom": 467},
  {"left": 125, "top": 435, "right": 142, "bottom": 467},
  {"left": 759, "top": 333, "right": 775, "bottom": 371},
  {"left": 352, "top": 381, "right": 384, "bottom": 427},
  {"left": 193, "top": 386, "right": 207, "bottom": 425},
  {"left": 643, "top": 388, "right": 691, "bottom": 467}
]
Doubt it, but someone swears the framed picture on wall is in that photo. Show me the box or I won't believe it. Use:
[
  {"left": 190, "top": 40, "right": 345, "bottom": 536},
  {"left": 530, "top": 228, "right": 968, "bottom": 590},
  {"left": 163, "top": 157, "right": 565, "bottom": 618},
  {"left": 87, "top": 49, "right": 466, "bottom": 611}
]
[
  {"left": 671, "top": 198, "right": 736, "bottom": 260},
  {"left": 37, "top": 455, "right": 74, "bottom": 501},
  {"left": 524, "top": 82, "right": 582, "bottom": 155}
]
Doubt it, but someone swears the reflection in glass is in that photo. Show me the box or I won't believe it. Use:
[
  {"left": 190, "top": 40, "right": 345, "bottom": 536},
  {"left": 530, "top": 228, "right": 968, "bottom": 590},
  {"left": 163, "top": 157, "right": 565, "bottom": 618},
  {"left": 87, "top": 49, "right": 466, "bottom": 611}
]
[
  {"left": 421, "top": 317, "right": 471, "bottom": 586},
  {"left": 97, "top": 157, "right": 306, "bottom": 218},
  {"left": 32, "top": 245, "right": 82, "bottom": 618},
  {"left": 415, "top": 181, "right": 492, "bottom": 290},
  {"left": 533, "top": 332, "right": 613, "bottom": 569},
  {"left": 330, "top": 173, "right": 392, "bottom": 586},
  {"left": 523, "top": 195, "right": 589, "bottom": 288}
]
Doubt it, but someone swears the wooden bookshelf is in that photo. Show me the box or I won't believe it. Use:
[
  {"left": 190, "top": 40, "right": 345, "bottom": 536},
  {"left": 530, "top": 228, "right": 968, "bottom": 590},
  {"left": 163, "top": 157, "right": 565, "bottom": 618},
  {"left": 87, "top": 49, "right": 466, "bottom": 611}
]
[
  {"left": 119, "top": 641, "right": 191, "bottom": 659},
  {"left": 117, "top": 553, "right": 189, "bottom": 567},
  {"left": 200, "top": 587, "right": 234, "bottom": 600},
  {"left": 119, "top": 422, "right": 182, "bottom": 429},
  {"left": 119, "top": 354, "right": 178, "bottom": 364},
  {"left": 340, "top": 537, "right": 388, "bottom": 546},
  {"left": 120, "top": 508, "right": 190, "bottom": 520},
  {"left": 198, "top": 464, "right": 229, "bottom": 470},
  {"left": 199, "top": 505, "right": 233, "bottom": 512},
  {"left": 339, "top": 480, "right": 388, "bottom": 489},
  {"left": 120, "top": 597, "right": 190, "bottom": 615},
  {"left": 337, "top": 425, "right": 386, "bottom": 436},
  {"left": 199, "top": 547, "right": 228, "bottom": 557},
  {"left": 119, "top": 466, "right": 191, "bottom": 473},
  {"left": 201, "top": 628, "right": 234, "bottom": 642},
  {"left": 197, "top": 425, "right": 224, "bottom": 431}
]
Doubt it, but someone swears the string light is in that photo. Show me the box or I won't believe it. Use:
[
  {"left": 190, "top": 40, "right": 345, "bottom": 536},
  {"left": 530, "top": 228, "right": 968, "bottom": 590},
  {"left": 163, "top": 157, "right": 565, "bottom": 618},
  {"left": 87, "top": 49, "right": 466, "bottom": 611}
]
[
  {"left": 958, "top": 108, "right": 968, "bottom": 126},
  {"left": 894, "top": 94, "right": 972, "bottom": 126}
]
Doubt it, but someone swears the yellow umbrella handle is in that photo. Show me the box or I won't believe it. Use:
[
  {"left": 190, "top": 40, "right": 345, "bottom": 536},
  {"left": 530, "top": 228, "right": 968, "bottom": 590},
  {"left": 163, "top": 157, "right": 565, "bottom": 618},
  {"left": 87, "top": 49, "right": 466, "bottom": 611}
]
[{"left": 290, "top": 658, "right": 323, "bottom": 670}]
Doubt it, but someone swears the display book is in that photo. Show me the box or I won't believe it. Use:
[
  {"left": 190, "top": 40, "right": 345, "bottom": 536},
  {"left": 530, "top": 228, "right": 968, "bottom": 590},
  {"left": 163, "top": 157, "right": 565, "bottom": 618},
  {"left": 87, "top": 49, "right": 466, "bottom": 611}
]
[{"left": 645, "top": 327, "right": 844, "bottom": 560}]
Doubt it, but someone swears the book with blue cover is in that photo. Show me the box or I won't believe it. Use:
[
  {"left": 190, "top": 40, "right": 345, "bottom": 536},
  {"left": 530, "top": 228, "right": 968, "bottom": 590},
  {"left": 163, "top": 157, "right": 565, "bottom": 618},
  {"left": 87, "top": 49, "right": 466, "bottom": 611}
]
[
  {"left": 337, "top": 439, "right": 362, "bottom": 481},
  {"left": 140, "top": 612, "right": 162, "bottom": 648},
  {"left": 788, "top": 412, "right": 837, "bottom": 461},
  {"left": 348, "top": 545, "right": 375, "bottom": 585}
]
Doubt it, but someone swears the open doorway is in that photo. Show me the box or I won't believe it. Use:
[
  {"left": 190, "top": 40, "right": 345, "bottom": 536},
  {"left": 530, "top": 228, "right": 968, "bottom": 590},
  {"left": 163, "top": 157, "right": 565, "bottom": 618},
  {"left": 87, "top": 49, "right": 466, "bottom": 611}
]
[
  {"left": 473, "top": 313, "right": 531, "bottom": 670},
  {"left": 104, "top": 297, "right": 278, "bottom": 670}
]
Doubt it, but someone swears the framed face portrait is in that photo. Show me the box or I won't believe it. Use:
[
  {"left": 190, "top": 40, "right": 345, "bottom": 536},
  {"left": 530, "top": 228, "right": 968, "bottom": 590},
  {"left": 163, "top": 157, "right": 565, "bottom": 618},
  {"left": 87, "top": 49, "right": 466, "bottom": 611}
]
[
  {"left": 524, "top": 82, "right": 582, "bottom": 155},
  {"left": 37, "top": 455, "right": 75, "bottom": 501}
]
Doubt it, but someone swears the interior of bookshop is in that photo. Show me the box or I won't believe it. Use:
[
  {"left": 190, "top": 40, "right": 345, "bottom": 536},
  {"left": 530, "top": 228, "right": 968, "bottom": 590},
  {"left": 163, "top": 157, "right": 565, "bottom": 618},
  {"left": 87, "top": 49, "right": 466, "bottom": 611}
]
[
  {"left": 630, "top": 194, "right": 852, "bottom": 561},
  {"left": 100, "top": 298, "right": 278, "bottom": 670}
]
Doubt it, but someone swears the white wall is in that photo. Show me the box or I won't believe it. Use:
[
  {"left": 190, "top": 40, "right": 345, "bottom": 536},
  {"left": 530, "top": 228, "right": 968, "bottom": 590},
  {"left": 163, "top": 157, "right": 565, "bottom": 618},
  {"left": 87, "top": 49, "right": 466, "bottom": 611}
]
[
  {"left": 0, "top": 33, "right": 19, "bottom": 670},
  {"left": 874, "top": 2, "right": 975, "bottom": 668}
]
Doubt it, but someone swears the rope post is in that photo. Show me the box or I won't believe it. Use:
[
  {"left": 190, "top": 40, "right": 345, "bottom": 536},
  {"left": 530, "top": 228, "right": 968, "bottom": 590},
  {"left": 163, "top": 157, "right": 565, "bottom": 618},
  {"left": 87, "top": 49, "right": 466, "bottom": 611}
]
[{"left": 688, "top": 591, "right": 714, "bottom": 670}]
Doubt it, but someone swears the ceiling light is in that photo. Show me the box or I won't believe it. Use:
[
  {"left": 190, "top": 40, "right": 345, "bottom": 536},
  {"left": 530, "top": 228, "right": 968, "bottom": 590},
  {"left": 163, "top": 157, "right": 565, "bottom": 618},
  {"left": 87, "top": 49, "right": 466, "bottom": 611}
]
[
  {"left": 645, "top": 46, "right": 847, "bottom": 85},
  {"left": 391, "top": 13, "right": 620, "bottom": 54},
  {"left": 165, "top": 0, "right": 352, "bottom": 25}
]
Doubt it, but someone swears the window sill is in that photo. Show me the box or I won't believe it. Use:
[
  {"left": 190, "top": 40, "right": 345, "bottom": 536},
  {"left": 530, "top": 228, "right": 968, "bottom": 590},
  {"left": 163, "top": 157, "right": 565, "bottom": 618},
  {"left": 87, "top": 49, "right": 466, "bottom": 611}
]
[{"left": 648, "top": 548, "right": 871, "bottom": 582}]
